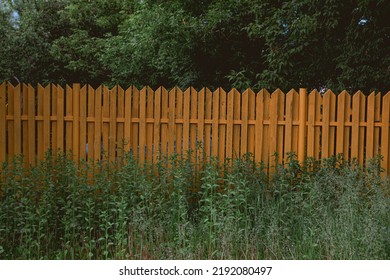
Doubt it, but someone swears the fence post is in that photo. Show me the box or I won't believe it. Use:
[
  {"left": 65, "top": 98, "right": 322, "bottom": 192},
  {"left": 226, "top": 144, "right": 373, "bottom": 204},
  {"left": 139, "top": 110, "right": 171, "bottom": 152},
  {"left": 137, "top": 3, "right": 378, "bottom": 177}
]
[{"left": 298, "top": 88, "right": 307, "bottom": 164}]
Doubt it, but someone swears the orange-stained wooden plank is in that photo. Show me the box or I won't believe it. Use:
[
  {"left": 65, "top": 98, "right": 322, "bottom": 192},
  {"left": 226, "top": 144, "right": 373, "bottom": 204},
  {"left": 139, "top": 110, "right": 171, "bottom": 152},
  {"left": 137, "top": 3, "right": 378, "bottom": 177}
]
[
  {"left": 79, "top": 85, "right": 87, "bottom": 162},
  {"left": 22, "top": 84, "right": 29, "bottom": 165},
  {"left": 218, "top": 88, "right": 227, "bottom": 162},
  {"left": 109, "top": 86, "right": 117, "bottom": 163},
  {"left": 277, "top": 89, "right": 285, "bottom": 164},
  {"left": 321, "top": 90, "right": 331, "bottom": 159},
  {"left": 254, "top": 89, "right": 264, "bottom": 163},
  {"left": 343, "top": 92, "right": 352, "bottom": 159},
  {"left": 153, "top": 87, "right": 161, "bottom": 162},
  {"left": 66, "top": 85, "right": 73, "bottom": 155},
  {"left": 197, "top": 88, "right": 206, "bottom": 162},
  {"left": 102, "top": 86, "right": 110, "bottom": 159},
  {"left": 145, "top": 87, "right": 154, "bottom": 162},
  {"left": 51, "top": 84, "right": 57, "bottom": 156},
  {"left": 262, "top": 90, "right": 271, "bottom": 166},
  {"left": 72, "top": 84, "right": 80, "bottom": 162},
  {"left": 351, "top": 91, "right": 362, "bottom": 161},
  {"left": 7, "top": 84, "right": 15, "bottom": 161},
  {"left": 43, "top": 85, "right": 51, "bottom": 157},
  {"left": 117, "top": 86, "right": 125, "bottom": 161},
  {"left": 241, "top": 89, "right": 249, "bottom": 156},
  {"left": 314, "top": 91, "right": 322, "bottom": 160},
  {"left": 374, "top": 93, "right": 381, "bottom": 157},
  {"left": 381, "top": 92, "right": 390, "bottom": 176},
  {"left": 247, "top": 89, "right": 255, "bottom": 156},
  {"left": 358, "top": 92, "right": 366, "bottom": 166},
  {"left": 284, "top": 90, "right": 294, "bottom": 160},
  {"left": 124, "top": 86, "right": 133, "bottom": 153},
  {"left": 160, "top": 87, "right": 168, "bottom": 157},
  {"left": 57, "top": 85, "right": 64, "bottom": 154},
  {"left": 226, "top": 89, "right": 234, "bottom": 160},
  {"left": 37, "top": 84, "right": 44, "bottom": 161},
  {"left": 307, "top": 90, "right": 316, "bottom": 158},
  {"left": 94, "top": 86, "right": 102, "bottom": 162},
  {"left": 175, "top": 87, "right": 183, "bottom": 156},
  {"left": 211, "top": 88, "right": 220, "bottom": 158},
  {"left": 233, "top": 89, "right": 241, "bottom": 159},
  {"left": 131, "top": 87, "right": 139, "bottom": 157},
  {"left": 204, "top": 88, "right": 212, "bottom": 158},
  {"left": 329, "top": 90, "right": 337, "bottom": 157},
  {"left": 366, "top": 92, "right": 375, "bottom": 160},
  {"left": 269, "top": 89, "right": 279, "bottom": 165},
  {"left": 28, "top": 85, "right": 36, "bottom": 165},
  {"left": 13, "top": 84, "right": 21, "bottom": 156},
  {"left": 0, "top": 83, "right": 6, "bottom": 163},
  {"left": 139, "top": 87, "right": 153, "bottom": 162},
  {"left": 87, "top": 85, "right": 95, "bottom": 162},
  {"left": 189, "top": 87, "right": 198, "bottom": 155},
  {"left": 183, "top": 88, "right": 191, "bottom": 156},
  {"left": 298, "top": 88, "right": 307, "bottom": 164},
  {"left": 291, "top": 90, "right": 299, "bottom": 156},
  {"left": 168, "top": 87, "right": 176, "bottom": 158},
  {"left": 336, "top": 91, "right": 346, "bottom": 156}
]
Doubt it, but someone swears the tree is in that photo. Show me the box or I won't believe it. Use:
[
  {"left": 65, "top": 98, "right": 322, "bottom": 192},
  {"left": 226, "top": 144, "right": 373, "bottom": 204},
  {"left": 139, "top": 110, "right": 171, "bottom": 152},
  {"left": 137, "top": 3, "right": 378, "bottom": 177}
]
[{"left": 0, "top": 0, "right": 388, "bottom": 93}]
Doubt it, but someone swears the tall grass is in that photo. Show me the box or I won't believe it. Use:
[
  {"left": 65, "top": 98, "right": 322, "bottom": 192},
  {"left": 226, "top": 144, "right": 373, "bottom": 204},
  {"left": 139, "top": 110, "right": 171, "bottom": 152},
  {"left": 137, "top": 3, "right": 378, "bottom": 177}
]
[{"left": 0, "top": 151, "right": 389, "bottom": 259}]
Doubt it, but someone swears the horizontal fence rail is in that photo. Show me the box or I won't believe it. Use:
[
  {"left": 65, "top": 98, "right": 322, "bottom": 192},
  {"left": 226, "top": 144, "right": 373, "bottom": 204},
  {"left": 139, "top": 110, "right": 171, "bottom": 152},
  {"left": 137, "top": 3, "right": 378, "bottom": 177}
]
[{"left": 0, "top": 83, "right": 389, "bottom": 175}]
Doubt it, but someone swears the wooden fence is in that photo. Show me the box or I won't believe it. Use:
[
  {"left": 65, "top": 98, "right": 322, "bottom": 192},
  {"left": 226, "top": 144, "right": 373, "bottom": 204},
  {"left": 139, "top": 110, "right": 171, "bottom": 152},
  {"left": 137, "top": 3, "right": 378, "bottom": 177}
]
[{"left": 0, "top": 83, "right": 389, "bottom": 175}]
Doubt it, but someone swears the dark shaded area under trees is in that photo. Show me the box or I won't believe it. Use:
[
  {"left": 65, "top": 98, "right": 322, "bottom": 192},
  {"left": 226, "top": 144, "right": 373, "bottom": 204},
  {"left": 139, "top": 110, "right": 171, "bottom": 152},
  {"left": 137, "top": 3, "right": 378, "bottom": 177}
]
[{"left": 0, "top": 0, "right": 389, "bottom": 93}]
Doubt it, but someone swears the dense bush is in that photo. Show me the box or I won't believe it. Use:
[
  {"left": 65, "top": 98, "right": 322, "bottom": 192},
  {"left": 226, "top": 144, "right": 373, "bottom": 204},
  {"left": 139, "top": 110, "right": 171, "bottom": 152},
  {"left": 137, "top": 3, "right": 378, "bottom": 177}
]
[{"left": 0, "top": 151, "right": 389, "bottom": 259}]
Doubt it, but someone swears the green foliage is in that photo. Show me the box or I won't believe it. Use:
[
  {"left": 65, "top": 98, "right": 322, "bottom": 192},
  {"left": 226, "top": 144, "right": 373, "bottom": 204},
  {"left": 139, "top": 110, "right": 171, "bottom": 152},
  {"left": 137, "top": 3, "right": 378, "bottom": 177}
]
[
  {"left": 0, "top": 151, "right": 389, "bottom": 259},
  {"left": 1, "top": 0, "right": 388, "bottom": 92}
]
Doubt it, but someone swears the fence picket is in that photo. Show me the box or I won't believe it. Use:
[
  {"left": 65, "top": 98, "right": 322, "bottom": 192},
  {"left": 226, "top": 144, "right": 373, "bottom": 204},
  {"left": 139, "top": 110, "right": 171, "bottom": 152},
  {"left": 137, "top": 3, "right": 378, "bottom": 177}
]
[
  {"left": 72, "top": 84, "right": 80, "bottom": 163},
  {"left": 57, "top": 85, "right": 64, "bottom": 154},
  {"left": 218, "top": 88, "right": 227, "bottom": 162},
  {"left": 66, "top": 85, "right": 73, "bottom": 155},
  {"left": 87, "top": 85, "right": 95, "bottom": 162},
  {"left": 37, "top": 84, "right": 43, "bottom": 161},
  {"left": 212, "top": 88, "right": 220, "bottom": 158},
  {"left": 366, "top": 92, "right": 375, "bottom": 160},
  {"left": 23, "top": 84, "right": 29, "bottom": 165},
  {"left": 117, "top": 86, "right": 125, "bottom": 161},
  {"left": 381, "top": 92, "right": 390, "bottom": 176},
  {"left": 109, "top": 86, "right": 117, "bottom": 163},
  {"left": 79, "top": 85, "right": 87, "bottom": 162},
  {"left": 0, "top": 83, "right": 5, "bottom": 163},
  {"left": 13, "top": 84, "right": 21, "bottom": 156},
  {"left": 241, "top": 89, "right": 249, "bottom": 156},
  {"left": 153, "top": 87, "right": 161, "bottom": 162},
  {"left": 233, "top": 89, "right": 241, "bottom": 159},
  {"left": 43, "top": 85, "right": 50, "bottom": 158},
  {"left": 94, "top": 86, "right": 102, "bottom": 162}
]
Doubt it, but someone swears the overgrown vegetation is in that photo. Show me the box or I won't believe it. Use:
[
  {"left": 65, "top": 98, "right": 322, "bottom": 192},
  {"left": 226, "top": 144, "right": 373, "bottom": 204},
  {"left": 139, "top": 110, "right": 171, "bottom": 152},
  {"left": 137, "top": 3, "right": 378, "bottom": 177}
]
[{"left": 0, "top": 151, "right": 389, "bottom": 259}]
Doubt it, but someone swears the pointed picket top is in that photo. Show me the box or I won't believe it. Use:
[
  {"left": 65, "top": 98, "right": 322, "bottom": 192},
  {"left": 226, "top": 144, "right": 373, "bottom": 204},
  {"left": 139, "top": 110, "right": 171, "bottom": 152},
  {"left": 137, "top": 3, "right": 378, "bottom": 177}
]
[
  {"left": 353, "top": 90, "right": 365, "bottom": 98},
  {"left": 214, "top": 87, "right": 227, "bottom": 95},
  {"left": 323, "top": 89, "right": 335, "bottom": 98},
  {"left": 270, "top": 88, "right": 284, "bottom": 96},
  {"left": 383, "top": 91, "right": 390, "bottom": 102},
  {"left": 242, "top": 88, "right": 255, "bottom": 96},
  {"left": 38, "top": 83, "right": 44, "bottom": 92},
  {"left": 256, "top": 88, "right": 271, "bottom": 98},
  {"left": 339, "top": 89, "right": 349, "bottom": 97},
  {"left": 286, "top": 88, "right": 298, "bottom": 96},
  {"left": 155, "top": 85, "right": 167, "bottom": 94},
  {"left": 309, "top": 88, "right": 321, "bottom": 96},
  {"left": 228, "top": 87, "right": 240, "bottom": 95}
]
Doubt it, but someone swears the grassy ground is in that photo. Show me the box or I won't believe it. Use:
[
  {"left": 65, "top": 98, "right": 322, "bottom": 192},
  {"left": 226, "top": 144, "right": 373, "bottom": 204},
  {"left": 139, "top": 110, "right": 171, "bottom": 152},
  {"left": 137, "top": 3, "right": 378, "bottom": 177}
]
[{"left": 0, "top": 151, "right": 389, "bottom": 260}]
